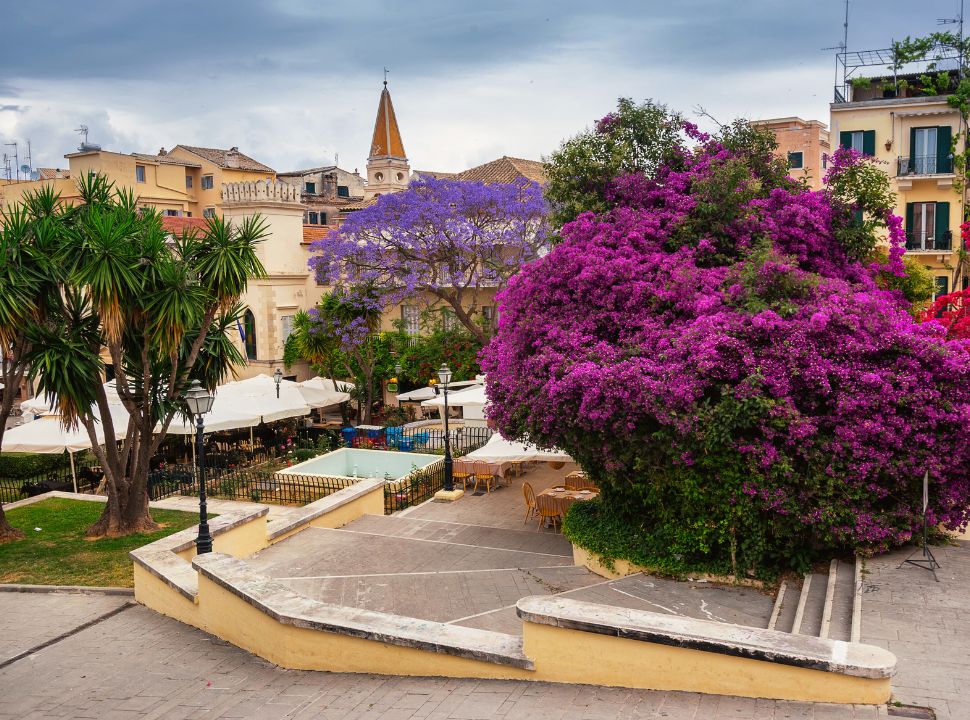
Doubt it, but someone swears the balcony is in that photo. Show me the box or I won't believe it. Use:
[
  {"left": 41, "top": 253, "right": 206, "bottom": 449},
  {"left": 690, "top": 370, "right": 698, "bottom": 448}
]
[
  {"left": 906, "top": 231, "right": 952, "bottom": 252},
  {"left": 897, "top": 155, "right": 953, "bottom": 177}
]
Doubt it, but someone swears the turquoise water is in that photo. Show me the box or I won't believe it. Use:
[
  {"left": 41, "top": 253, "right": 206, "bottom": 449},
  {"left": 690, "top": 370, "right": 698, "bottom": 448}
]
[{"left": 278, "top": 448, "right": 440, "bottom": 481}]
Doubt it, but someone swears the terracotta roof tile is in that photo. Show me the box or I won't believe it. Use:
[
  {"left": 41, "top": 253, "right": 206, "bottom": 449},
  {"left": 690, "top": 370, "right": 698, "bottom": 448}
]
[
  {"left": 161, "top": 216, "right": 208, "bottom": 234},
  {"left": 369, "top": 86, "right": 407, "bottom": 159},
  {"left": 412, "top": 169, "right": 457, "bottom": 180},
  {"left": 36, "top": 168, "right": 70, "bottom": 180},
  {"left": 340, "top": 197, "right": 378, "bottom": 212},
  {"left": 453, "top": 156, "right": 546, "bottom": 185},
  {"left": 302, "top": 226, "right": 332, "bottom": 244},
  {"left": 174, "top": 145, "right": 275, "bottom": 173},
  {"left": 131, "top": 153, "right": 202, "bottom": 168}
]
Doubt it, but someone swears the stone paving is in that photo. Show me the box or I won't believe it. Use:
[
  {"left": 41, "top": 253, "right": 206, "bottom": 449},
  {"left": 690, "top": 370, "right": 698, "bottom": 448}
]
[
  {"left": 0, "top": 592, "right": 889, "bottom": 719},
  {"left": 860, "top": 539, "right": 970, "bottom": 720}
]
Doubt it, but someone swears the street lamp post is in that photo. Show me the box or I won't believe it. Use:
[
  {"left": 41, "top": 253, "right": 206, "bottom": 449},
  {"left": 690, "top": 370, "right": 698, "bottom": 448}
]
[
  {"left": 437, "top": 363, "right": 454, "bottom": 492},
  {"left": 273, "top": 368, "right": 283, "bottom": 399},
  {"left": 185, "top": 380, "right": 215, "bottom": 554}
]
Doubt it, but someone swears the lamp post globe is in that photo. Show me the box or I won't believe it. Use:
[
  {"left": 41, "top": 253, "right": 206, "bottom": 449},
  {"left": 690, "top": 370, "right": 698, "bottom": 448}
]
[
  {"left": 437, "top": 364, "right": 454, "bottom": 492},
  {"left": 185, "top": 380, "right": 215, "bottom": 554},
  {"left": 273, "top": 368, "right": 283, "bottom": 399}
]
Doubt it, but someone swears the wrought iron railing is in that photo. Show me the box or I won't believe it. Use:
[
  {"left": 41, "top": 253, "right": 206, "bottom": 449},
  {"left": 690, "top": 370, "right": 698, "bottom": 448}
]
[
  {"left": 906, "top": 232, "right": 952, "bottom": 252},
  {"left": 897, "top": 155, "right": 953, "bottom": 176}
]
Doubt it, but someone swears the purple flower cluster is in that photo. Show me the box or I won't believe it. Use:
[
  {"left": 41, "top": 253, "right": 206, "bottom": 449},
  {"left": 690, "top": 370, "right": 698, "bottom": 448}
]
[{"left": 482, "top": 133, "right": 970, "bottom": 558}]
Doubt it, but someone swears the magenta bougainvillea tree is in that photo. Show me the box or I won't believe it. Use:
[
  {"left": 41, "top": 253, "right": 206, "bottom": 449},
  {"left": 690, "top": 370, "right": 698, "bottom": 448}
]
[
  {"left": 482, "top": 124, "right": 970, "bottom": 574},
  {"left": 308, "top": 177, "right": 549, "bottom": 344}
]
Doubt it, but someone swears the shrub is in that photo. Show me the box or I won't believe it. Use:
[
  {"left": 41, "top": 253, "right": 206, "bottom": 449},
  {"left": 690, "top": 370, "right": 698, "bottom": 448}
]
[
  {"left": 0, "top": 452, "right": 69, "bottom": 479},
  {"left": 483, "top": 116, "right": 970, "bottom": 576}
]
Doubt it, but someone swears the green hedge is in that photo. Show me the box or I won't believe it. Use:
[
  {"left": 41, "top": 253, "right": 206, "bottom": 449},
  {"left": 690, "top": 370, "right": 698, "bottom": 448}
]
[
  {"left": 562, "top": 498, "right": 731, "bottom": 580},
  {"left": 0, "top": 452, "right": 70, "bottom": 480}
]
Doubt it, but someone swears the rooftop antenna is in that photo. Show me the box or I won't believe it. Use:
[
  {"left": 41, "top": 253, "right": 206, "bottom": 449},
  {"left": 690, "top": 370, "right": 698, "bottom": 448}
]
[
  {"left": 938, "top": 0, "right": 965, "bottom": 78},
  {"left": 4, "top": 142, "right": 18, "bottom": 181},
  {"left": 24, "top": 139, "right": 32, "bottom": 178},
  {"left": 822, "top": 0, "right": 850, "bottom": 98},
  {"left": 76, "top": 124, "right": 88, "bottom": 149},
  {"left": 2, "top": 153, "right": 10, "bottom": 182},
  {"left": 383, "top": 67, "right": 389, "bottom": 87}
]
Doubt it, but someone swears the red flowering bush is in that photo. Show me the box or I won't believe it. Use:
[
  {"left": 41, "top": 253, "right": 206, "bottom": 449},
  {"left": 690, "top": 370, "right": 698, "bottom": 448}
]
[
  {"left": 482, "top": 119, "right": 970, "bottom": 575},
  {"left": 923, "top": 289, "right": 970, "bottom": 341}
]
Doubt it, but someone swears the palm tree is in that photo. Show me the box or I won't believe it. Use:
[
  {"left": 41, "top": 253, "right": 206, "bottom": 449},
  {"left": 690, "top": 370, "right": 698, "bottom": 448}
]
[
  {"left": 25, "top": 174, "right": 267, "bottom": 536},
  {"left": 0, "top": 187, "right": 65, "bottom": 541}
]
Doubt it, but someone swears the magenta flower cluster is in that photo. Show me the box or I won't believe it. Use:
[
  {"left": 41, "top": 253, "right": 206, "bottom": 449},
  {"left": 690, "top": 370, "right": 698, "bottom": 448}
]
[{"left": 482, "top": 131, "right": 970, "bottom": 561}]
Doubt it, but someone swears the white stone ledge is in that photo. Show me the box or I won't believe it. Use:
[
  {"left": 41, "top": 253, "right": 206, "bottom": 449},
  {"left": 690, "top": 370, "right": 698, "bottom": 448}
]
[
  {"left": 516, "top": 596, "right": 896, "bottom": 680},
  {"left": 193, "top": 552, "right": 534, "bottom": 670}
]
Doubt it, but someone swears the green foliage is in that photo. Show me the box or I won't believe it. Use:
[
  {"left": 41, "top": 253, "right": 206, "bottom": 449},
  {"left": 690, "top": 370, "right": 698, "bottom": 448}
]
[
  {"left": 291, "top": 449, "right": 318, "bottom": 462},
  {"left": 0, "top": 498, "right": 203, "bottom": 586},
  {"left": 872, "top": 248, "right": 936, "bottom": 316},
  {"left": 543, "top": 98, "right": 684, "bottom": 228},
  {"left": 0, "top": 453, "right": 69, "bottom": 479},
  {"left": 392, "top": 317, "right": 484, "bottom": 385},
  {"left": 825, "top": 153, "right": 897, "bottom": 262}
]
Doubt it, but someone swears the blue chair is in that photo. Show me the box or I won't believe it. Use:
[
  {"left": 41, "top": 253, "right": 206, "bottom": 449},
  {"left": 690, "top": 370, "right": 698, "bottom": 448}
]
[
  {"left": 340, "top": 427, "right": 357, "bottom": 447},
  {"left": 385, "top": 427, "right": 403, "bottom": 449},
  {"left": 398, "top": 439, "right": 415, "bottom": 452},
  {"left": 413, "top": 431, "right": 429, "bottom": 447}
]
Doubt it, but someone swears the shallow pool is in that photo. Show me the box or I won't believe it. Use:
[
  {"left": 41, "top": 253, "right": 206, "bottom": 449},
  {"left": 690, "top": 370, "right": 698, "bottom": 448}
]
[{"left": 277, "top": 448, "right": 441, "bottom": 482}]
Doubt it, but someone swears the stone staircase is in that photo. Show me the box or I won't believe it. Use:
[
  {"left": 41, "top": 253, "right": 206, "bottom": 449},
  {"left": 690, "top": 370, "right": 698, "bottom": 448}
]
[{"left": 768, "top": 559, "right": 860, "bottom": 642}]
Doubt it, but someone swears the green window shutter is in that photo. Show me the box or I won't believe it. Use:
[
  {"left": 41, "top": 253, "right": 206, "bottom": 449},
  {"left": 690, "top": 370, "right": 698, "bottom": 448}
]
[
  {"left": 936, "top": 201, "right": 950, "bottom": 248},
  {"left": 839, "top": 131, "right": 853, "bottom": 149},
  {"left": 909, "top": 127, "right": 917, "bottom": 172},
  {"left": 862, "top": 130, "right": 876, "bottom": 156},
  {"left": 937, "top": 125, "right": 953, "bottom": 173},
  {"left": 905, "top": 203, "right": 915, "bottom": 240}
]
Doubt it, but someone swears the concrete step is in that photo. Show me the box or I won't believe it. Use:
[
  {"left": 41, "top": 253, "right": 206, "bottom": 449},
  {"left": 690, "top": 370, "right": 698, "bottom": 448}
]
[
  {"left": 343, "top": 513, "right": 574, "bottom": 558},
  {"left": 771, "top": 559, "right": 858, "bottom": 641}
]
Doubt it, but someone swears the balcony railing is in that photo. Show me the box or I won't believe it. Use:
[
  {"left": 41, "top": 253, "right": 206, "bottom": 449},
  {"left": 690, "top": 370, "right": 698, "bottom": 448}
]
[
  {"left": 906, "top": 231, "right": 952, "bottom": 252},
  {"left": 897, "top": 155, "right": 953, "bottom": 176}
]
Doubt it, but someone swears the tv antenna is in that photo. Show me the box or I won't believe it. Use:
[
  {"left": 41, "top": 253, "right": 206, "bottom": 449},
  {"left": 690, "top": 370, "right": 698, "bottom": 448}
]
[
  {"left": 76, "top": 124, "right": 89, "bottom": 148},
  {"left": 2, "top": 153, "right": 11, "bottom": 182},
  {"left": 822, "top": 0, "right": 850, "bottom": 92},
  {"left": 3, "top": 142, "right": 18, "bottom": 181},
  {"left": 938, "top": 0, "right": 965, "bottom": 78}
]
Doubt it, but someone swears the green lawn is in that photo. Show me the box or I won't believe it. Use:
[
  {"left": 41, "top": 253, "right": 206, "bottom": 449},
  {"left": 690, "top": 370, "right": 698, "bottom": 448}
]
[{"left": 0, "top": 498, "right": 204, "bottom": 587}]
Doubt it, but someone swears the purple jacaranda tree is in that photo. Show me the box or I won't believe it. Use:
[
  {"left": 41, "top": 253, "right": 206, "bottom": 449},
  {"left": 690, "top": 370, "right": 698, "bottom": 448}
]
[{"left": 308, "top": 178, "right": 550, "bottom": 344}]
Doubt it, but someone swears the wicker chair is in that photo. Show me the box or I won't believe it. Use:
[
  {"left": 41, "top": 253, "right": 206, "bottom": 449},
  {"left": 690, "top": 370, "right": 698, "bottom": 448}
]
[
  {"left": 535, "top": 493, "right": 563, "bottom": 532},
  {"left": 473, "top": 460, "right": 497, "bottom": 494},
  {"left": 522, "top": 482, "right": 538, "bottom": 524}
]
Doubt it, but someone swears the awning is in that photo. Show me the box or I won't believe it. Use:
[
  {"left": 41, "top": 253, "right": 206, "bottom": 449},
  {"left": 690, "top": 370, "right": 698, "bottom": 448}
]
[
  {"left": 215, "top": 374, "right": 311, "bottom": 423},
  {"left": 420, "top": 384, "right": 486, "bottom": 408},
  {"left": 297, "top": 377, "right": 353, "bottom": 408},
  {"left": 463, "top": 433, "right": 573, "bottom": 464}
]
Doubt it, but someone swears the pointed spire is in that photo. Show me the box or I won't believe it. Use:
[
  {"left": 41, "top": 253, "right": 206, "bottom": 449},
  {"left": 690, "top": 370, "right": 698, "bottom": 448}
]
[{"left": 369, "top": 84, "right": 406, "bottom": 161}]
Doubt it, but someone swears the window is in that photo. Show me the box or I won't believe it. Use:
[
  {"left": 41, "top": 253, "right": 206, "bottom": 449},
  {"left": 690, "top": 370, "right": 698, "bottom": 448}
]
[
  {"left": 906, "top": 201, "right": 950, "bottom": 250},
  {"left": 281, "top": 315, "right": 294, "bottom": 344},
  {"left": 307, "top": 211, "right": 319, "bottom": 225},
  {"left": 907, "top": 126, "right": 953, "bottom": 174},
  {"left": 401, "top": 305, "right": 420, "bottom": 336},
  {"left": 164, "top": 209, "right": 179, "bottom": 217},
  {"left": 319, "top": 212, "right": 328, "bottom": 225},
  {"left": 375, "top": 172, "right": 384, "bottom": 182},
  {"left": 337, "top": 185, "right": 350, "bottom": 198},
  {"left": 201, "top": 175, "right": 214, "bottom": 190},
  {"left": 822, "top": 153, "right": 828, "bottom": 169},
  {"left": 304, "top": 181, "right": 316, "bottom": 194},
  {"left": 934, "top": 276, "right": 950, "bottom": 300},
  {"left": 242, "top": 309, "right": 257, "bottom": 360},
  {"left": 185, "top": 174, "right": 193, "bottom": 189},
  {"left": 135, "top": 165, "right": 146, "bottom": 183},
  {"left": 481, "top": 306, "right": 495, "bottom": 329},
  {"left": 839, "top": 130, "right": 875, "bottom": 155},
  {"left": 787, "top": 152, "right": 803, "bottom": 169},
  {"left": 186, "top": 212, "right": 193, "bottom": 217},
  {"left": 203, "top": 207, "right": 216, "bottom": 219},
  {"left": 441, "top": 309, "right": 457, "bottom": 332}
]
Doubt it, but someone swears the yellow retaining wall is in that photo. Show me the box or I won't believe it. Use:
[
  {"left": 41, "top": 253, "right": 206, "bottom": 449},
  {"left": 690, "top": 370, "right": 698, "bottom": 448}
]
[
  {"left": 521, "top": 621, "right": 891, "bottom": 705},
  {"left": 266, "top": 483, "right": 385, "bottom": 544},
  {"left": 132, "top": 564, "right": 199, "bottom": 626},
  {"left": 175, "top": 513, "right": 270, "bottom": 562},
  {"left": 196, "top": 573, "right": 532, "bottom": 680}
]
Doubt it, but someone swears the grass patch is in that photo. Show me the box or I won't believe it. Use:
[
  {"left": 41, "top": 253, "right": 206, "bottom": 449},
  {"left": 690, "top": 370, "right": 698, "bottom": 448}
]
[{"left": 0, "top": 498, "right": 206, "bottom": 587}]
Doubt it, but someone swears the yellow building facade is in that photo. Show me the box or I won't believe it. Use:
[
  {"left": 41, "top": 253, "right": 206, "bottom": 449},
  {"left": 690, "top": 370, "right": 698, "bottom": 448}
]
[
  {"left": 830, "top": 95, "right": 968, "bottom": 296},
  {"left": 0, "top": 145, "right": 275, "bottom": 220}
]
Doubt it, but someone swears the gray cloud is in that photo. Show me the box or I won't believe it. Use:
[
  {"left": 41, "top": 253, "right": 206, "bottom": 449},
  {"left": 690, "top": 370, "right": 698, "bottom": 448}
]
[{"left": 1, "top": 1, "right": 962, "bottom": 173}]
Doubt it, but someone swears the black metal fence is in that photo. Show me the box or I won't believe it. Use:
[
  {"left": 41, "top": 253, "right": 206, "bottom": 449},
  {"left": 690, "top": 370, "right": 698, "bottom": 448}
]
[
  {"left": 341, "top": 425, "right": 492, "bottom": 456},
  {"left": 383, "top": 460, "right": 446, "bottom": 514},
  {"left": 148, "top": 462, "right": 353, "bottom": 506},
  {"left": 0, "top": 466, "right": 102, "bottom": 504}
]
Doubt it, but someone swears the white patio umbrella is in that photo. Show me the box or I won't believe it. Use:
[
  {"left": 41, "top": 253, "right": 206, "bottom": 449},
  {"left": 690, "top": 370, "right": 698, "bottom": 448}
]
[
  {"left": 158, "top": 404, "right": 262, "bottom": 435},
  {"left": 464, "top": 433, "right": 574, "bottom": 464},
  {"left": 420, "top": 384, "right": 486, "bottom": 408},
  {"left": 296, "top": 377, "right": 353, "bottom": 408},
  {"left": 215, "top": 374, "right": 311, "bottom": 423},
  {"left": 0, "top": 408, "right": 131, "bottom": 492}
]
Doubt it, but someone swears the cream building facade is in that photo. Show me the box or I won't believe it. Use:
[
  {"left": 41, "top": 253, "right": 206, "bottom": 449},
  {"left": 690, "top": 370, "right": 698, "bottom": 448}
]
[
  {"left": 830, "top": 91, "right": 968, "bottom": 297},
  {"left": 751, "top": 117, "right": 831, "bottom": 191}
]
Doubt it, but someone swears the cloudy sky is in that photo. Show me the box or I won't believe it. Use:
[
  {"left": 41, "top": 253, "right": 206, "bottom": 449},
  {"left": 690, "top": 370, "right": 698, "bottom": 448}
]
[{"left": 0, "top": 1, "right": 961, "bottom": 175}]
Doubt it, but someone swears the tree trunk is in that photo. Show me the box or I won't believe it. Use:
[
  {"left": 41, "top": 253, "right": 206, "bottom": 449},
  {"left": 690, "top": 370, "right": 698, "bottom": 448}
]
[{"left": 0, "top": 504, "right": 24, "bottom": 542}]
